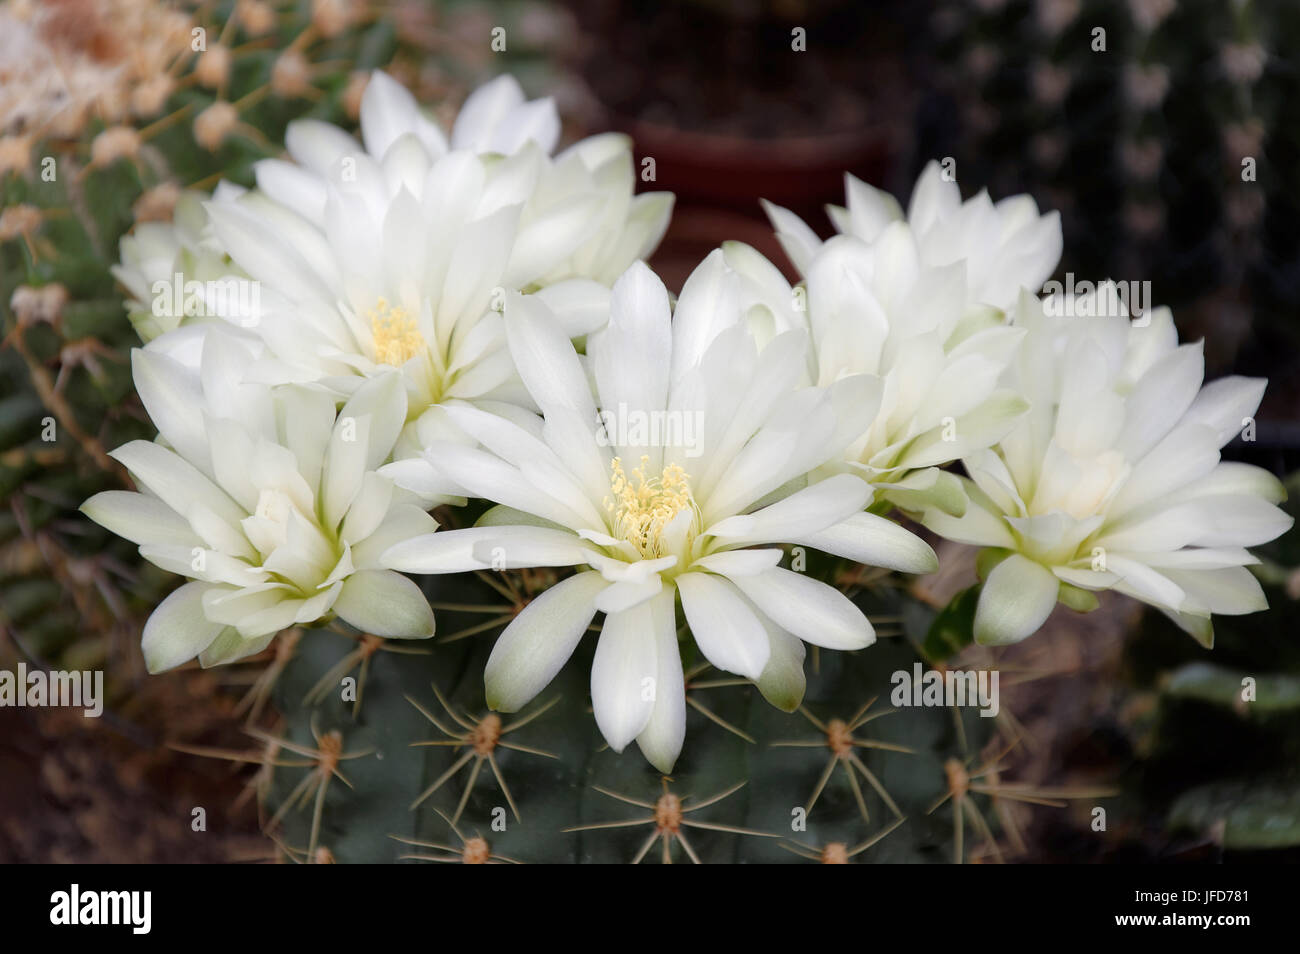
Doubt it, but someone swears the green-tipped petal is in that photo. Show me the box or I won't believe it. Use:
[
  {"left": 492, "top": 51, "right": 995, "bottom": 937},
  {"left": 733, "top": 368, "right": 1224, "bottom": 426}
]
[
  {"left": 877, "top": 467, "right": 968, "bottom": 517},
  {"left": 333, "top": 569, "right": 434, "bottom": 639},
  {"left": 791, "top": 510, "right": 938, "bottom": 574},
  {"left": 199, "top": 629, "right": 273, "bottom": 668},
  {"left": 755, "top": 622, "right": 806, "bottom": 712},
  {"left": 81, "top": 490, "right": 199, "bottom": 548},
  {"left": 484, "top": 570, "right": 607, "bottom": 711},
  {"left": 142, "top": 581, "right": 225, "bottom": 673},
  {"left": 1057, "top": 581, "right": 1101, "bottom": 613},
  {"left": 973, "top": 553, "right": 1059, "bottom": 646}
]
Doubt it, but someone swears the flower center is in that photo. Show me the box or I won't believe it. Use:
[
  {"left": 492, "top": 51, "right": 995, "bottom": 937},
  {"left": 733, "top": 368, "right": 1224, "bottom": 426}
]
[
  {"left": 249, "top": 487, "right": 294, "bottom": 552},
  {"left": 368, "top": 297, "right": 426, "bottom": 366},
  {"left": 605, "top": 456, "right": 699, "bottom": 560},
  {"left": 1032, "top": 449, "right": 1128, "bottom": 520}
]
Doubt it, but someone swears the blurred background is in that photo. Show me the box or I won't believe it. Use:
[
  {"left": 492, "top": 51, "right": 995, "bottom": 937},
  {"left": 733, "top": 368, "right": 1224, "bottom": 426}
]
[{"left": 0, "top": 0, "right": 1297, "bottom": 862}]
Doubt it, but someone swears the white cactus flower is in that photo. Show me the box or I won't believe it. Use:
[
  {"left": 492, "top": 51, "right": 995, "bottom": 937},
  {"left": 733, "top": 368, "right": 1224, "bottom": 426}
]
[
  {"left": 751, "top": 164, "right": 1063, "bottom": 516},
  {"left": 765, "top": 159, "right": 1062, "bottom": 315},
  {"left": 759, "top": 162, "right": 1060, "bottom": 514},
  {"left": 374, "top": 72, "right": 672, "bottom": 288},
  {"left": 250, "top": 70, "right": 671, "bottom": 301},
  {"left": 382, "top": 256, "right": 936, "bottom": 772},
  {"left": 126, "top": 71, "right": 672, "bottom": 505},
  {"left": 111, "top": 189, "right": 248, "bottom": 342},
  {"left": 82, "top": 334, "right": 435, "bottom": 672},
  {"left": 728, "top": 219, "right": 1030, "bottom": 516},
  {"left": 201, "top": 145, "right": 536, "bottom": 426},
  {"left": 919, "top": 288, "right": 1293, "bottom": 647}
]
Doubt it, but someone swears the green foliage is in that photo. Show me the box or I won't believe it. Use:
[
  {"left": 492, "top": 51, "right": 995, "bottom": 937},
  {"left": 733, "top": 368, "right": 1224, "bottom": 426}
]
[{"left": 922, "top": 583, "right": 978, "bottom": 661}]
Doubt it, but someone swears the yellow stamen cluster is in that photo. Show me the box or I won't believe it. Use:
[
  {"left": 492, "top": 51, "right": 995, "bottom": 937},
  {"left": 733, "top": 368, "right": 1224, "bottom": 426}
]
[
  {"left": 605, "top": 456, "right": 698, "bottom": 559},
  {"left": 368, "top": 297, "right": 425, "bottom": 367}
]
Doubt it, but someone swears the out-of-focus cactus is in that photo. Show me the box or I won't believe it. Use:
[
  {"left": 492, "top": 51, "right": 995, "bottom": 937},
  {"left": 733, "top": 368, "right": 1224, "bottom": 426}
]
[
  {"left": 1120, "top": 472, "right": 1300, "bottom": 858},
  {"left": 928, "top": 0, "right": 1300, "bottom": 382}
]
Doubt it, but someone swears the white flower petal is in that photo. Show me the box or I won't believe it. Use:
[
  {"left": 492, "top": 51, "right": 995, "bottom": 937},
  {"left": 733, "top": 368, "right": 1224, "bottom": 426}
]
[
  {"left": 200, "top": 583, "right": 291, "bottom": 627},
  {"left": 451, "top": 75, "right": 526, "bottom": 152},
  {"left": 443, "top": 403, "right": 605, "bottom": 527},
  {"left": 468, "top": 530, "right": 594, "bottom": 568},
  {"left": 82, "top": 491, "right": 200, "bottom": 548},
  {"left": 693, "top": 548, "right": 784, "bottom": 577},
  {"left": 724, "top": 567, "right": 874, "bottom": 650},
  {"left": 1106, "top": 554, "right": 1186, "bottom": 609},
  {"left": 132, "top": 348, "right": 210, "bottom": 474},
  {"left": 755, "top": 619, "right": 806, "bottom": 712},
  {"left": 321, "top": 410, "right": 371, "bottom": 533},
  {"left": 142, "top": 581, "right": 225, "bottom": 673},
  {"left": 382, "top": 524, "right": 567, "bottom": 573},
  {"left": 360, "top": 70, "right": 427, "bottom": 158},
  {"left": 254, "top": 158, "right": 327, "bottom": 225},
  {"left": 706, "top": 473, "right": 871, "bottom": 545},
  {"left": 284, "top": 118, "right": 362, "bottom": 175},
  {"left": 677, "top": 571, "right": 770, "bottom": 680},
  {"left": 761, "top": 199, "right": 822, "bottom": 274},
  {"left": 668, "top": 249, "right": 740, "bottom": 384},
  {"left": 422, "top": 440, "right": 594, "bottom": 531},
  {"left": 792, "top": 510, "right": 939, "bottom": 574},
  {"left": 635, "top": 588, "right": 685, "bottom": 773},
  {"left": 110, "top": 440, "right": 247, "bottom": 531},
  {"left": 333, "top": 569, "right": 434, "bottom": 638},
  {"left": 491, "top": 97, "right": 561, "bottom": 155},
  {"left": 198, "top": 630, "right": 274, "bottom": 668},
  {"left": 1184, "top": 375, "right": 1267, "bottom": 447},
  {"left": 1124, "top": 547, "right": 1258, "bottom": 570},
  {"left": 503, "top": 291, "right": 597, "bottom": 420},
  {"left": 349, "top": 504, "right": 439, "bottom": 567},
  {"left": 1115, "top": 341, "right": 1204, "bottom": 458},
  {"left": 205, "top": 199, "right": 332, "bottom": 307},
  {"left": 907, "top": 160, "right": 960, "bottom": 233},
  {"left": 974, "top": 554, "right": 1059, "bottom": 646},
  {"left": 842, "top": 171, "right": 903, "bottom": 241},
  {"left": 591, "top": 599, "right": 659, "bottom": 751},
  {"left": 592, "top": 577, "right": 663, "bottom": 615},
  {"left": 340, "top": 472, "right": 394, "bottom": 545},
  {"left": 590, "top": 261, "right": 673, "bottom": 452},
  {"left": 534, "top": 278, "right": 613, "bottom": 337},
  {"left": 920, "top": 481, "right": 1014, "bottom": 548},
  {"left": 1164, "top": 566, "right": 1267, "bottom": 616},
  {"left": 484, "top": 570, "right": 607, "bottom": 711}
]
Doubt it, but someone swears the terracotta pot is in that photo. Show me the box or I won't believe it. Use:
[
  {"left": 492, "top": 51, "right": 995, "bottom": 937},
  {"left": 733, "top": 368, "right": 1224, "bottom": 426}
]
[
  {"left": 610, "top": 114, "right": 892, "bottom": 289},
  {"left": 566, "top": 1, "right": 906, "bottom": 288}
]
